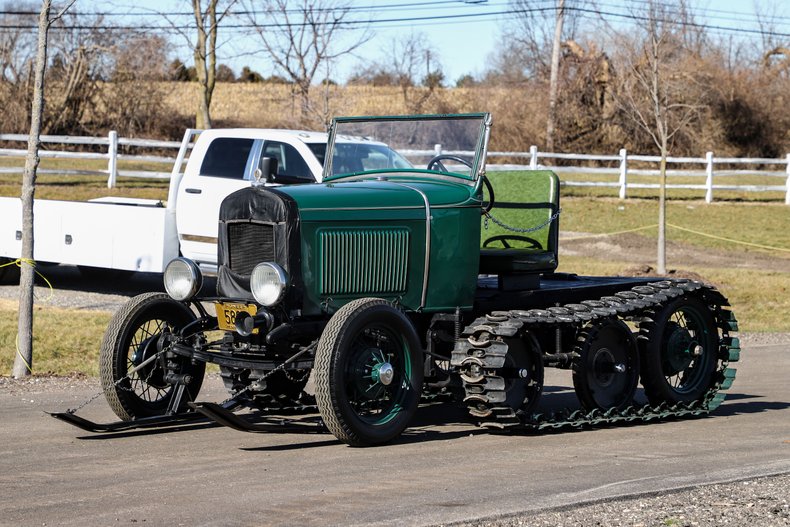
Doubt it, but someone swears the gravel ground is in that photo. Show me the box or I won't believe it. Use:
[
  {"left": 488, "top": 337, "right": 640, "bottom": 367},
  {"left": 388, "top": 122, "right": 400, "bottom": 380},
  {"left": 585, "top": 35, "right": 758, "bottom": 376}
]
[
  {"left": 2, "top": 266, "right": 788, "bottom": 527},
  {"left": 451, "top": 473, "right": 790, "bottom": 527}
]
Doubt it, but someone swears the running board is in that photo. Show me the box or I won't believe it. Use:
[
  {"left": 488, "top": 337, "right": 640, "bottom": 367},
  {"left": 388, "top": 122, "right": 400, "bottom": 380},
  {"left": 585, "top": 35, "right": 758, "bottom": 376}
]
[
  {"left": 189, "top": 402, "right": 326, "bottom": 434},
  {"left": 47, "top": 410, "right": 206, "bottom": 433}
]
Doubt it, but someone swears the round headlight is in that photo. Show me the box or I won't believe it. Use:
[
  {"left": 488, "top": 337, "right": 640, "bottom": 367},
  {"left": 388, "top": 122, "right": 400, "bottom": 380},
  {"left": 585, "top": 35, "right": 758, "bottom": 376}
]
[
  {"left": 250, "top": 262, "right": 288, "bottom": 306},
  {"left": 164, "top": 258, "right": 202, "bottom": 301}
]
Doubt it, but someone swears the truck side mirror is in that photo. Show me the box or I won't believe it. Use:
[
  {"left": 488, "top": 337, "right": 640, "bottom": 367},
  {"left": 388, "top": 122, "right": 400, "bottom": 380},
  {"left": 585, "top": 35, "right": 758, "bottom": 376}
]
[{"left": 254, "top": 156, "right": 278, "bottom": 185}]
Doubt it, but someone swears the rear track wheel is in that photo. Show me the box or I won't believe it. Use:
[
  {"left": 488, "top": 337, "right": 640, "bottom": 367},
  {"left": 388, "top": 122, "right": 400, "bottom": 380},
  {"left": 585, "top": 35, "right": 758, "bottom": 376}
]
[{"left": 639, "top": 295, "right": 719, "bottom": 405}]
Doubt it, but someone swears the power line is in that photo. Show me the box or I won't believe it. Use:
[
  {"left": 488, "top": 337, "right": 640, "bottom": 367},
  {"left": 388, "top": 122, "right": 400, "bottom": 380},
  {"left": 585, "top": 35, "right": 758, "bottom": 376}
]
[
  {"left": 0, "top": 0, "right": 507, "bottom": 17},
  {"left": 0, "top": 3, "right": 787, "bottom": 40}
]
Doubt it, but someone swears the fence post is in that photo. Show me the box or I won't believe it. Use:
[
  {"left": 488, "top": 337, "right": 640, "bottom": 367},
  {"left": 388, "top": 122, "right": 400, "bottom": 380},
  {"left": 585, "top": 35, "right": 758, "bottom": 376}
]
[
  {"left": 107, "top": 130, "right": 118, "bottom": 188},
  {"left": 784, "top": 153, "right": 790, "bottom": 205},
  {"left": 618, "top": 148, "right": 628, "bottom": 199},
  {"left": 529, "top": 145, "right": 538, "bottom": 170},
  {"left": 704, "top": 151, "right": 714, "bottom": 203}
]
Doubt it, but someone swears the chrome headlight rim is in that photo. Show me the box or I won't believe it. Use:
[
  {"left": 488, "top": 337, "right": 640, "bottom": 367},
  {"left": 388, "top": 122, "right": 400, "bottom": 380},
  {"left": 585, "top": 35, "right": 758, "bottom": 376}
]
[
  {"left": 250, "top": 262, "right": 288, "bottom": 307},
  {"left": 164, "top": 257, "right": 202, "bottom": 301}
]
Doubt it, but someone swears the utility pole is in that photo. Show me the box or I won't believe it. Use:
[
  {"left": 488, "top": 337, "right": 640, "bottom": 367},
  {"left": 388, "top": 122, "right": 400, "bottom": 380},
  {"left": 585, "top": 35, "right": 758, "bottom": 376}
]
[{"left": 546, "top": 0, "right": 565, "bottom": 152}]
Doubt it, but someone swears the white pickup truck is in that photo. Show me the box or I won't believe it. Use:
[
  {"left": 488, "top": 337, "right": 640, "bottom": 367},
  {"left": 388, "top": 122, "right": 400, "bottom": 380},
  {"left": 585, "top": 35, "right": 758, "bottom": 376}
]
[{"left": 0, "top": 128, "right": 335, "bottom": 278}]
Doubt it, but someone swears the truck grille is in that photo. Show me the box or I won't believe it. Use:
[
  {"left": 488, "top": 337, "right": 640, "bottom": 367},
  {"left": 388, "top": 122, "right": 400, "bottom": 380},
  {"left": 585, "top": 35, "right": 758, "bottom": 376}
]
[
  {"left": 319, "top": 228, "right": 409, "bottom": 295},
  {"left": 228, "top": 222, "right": 275, "bottom": 275}
]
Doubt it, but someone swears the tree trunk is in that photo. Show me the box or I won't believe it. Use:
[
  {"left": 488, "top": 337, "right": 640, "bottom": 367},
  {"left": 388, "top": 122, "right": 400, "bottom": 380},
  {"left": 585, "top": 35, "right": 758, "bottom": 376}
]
[
  {"left": 192, "top": 0, "right": 217, "bottom": 130},
  {"left": 545, "top": 0, "right": 565, "bottom": 152},
  {"left": 13, "top": 0, "right": 52, "bottom": 378},
  {"left": 657, "top": 141, "right": 668, "bottom": 275},
  {"left": 298, "top": 82, "right": 311, "bottom": 125}
]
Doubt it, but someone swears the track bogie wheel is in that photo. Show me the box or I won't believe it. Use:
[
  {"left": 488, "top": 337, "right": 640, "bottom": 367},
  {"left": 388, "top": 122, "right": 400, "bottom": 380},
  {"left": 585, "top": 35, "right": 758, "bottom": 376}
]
[
  {"left": 314, "top": 298, "right": 423, "bottom": 447},
  {"left": 572, "top": 319, "right": 640, "bottom": 411},
  {"left": 99, "top": 292, "right": 205, "bottom": 420},
  {"left": 501, "top": 334, "right": 544, "bottom": 415},
  {"left": 639, "top": 295, "right": 719, "bottom": 405}
]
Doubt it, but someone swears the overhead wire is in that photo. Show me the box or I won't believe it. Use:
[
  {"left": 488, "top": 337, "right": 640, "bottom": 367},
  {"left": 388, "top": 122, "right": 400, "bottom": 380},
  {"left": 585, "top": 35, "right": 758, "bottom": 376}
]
[{"left": 0, "top": 4, "right": 788, "bottom": 40}]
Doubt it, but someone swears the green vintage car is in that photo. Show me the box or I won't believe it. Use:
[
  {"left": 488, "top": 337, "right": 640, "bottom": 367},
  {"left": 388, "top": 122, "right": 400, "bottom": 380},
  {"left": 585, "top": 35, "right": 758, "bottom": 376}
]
[{"left": 55, "top": 114, "right": 740, "bottom": 446}]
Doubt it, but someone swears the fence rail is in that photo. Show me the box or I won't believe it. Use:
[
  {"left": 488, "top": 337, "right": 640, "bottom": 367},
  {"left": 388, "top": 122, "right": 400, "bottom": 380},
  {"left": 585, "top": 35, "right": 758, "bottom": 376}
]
[{"left": 0, "top": 132, "right": 788, "bottom": 203}]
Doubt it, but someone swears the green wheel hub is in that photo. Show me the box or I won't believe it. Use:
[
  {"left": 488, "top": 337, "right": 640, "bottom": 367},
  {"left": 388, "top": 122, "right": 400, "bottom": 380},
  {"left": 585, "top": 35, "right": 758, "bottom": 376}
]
[
  {"left": 660, "top": 304, "right": 713, "bottom": 395},
  {"left": 345, "top": 326, "right": 412, "bottom": 426},
  {"left": 663, "top": 321, "right": 697, "bottom": 375}
]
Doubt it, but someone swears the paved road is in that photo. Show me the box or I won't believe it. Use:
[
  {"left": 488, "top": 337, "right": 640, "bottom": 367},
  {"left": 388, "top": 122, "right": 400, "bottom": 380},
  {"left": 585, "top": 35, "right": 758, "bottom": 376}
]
[{"left": 1, "top": 340, "right": 788, "bottom": 527}]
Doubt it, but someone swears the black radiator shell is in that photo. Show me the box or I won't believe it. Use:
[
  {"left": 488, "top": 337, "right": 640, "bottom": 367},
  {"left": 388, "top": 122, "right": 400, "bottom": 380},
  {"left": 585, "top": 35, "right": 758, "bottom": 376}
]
[{"left": 216, "top": 186, "right": 302, "bottom": 305}]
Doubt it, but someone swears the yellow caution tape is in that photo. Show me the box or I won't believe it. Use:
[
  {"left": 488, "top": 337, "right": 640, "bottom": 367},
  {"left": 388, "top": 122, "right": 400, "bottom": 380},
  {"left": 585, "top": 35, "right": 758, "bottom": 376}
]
[
  {"left": 2, "top": 258, "right": 56, "bottom": 375},
  {"left": 561, "top": 224, "right": 658, "bottom": 242},
  {"left": 1, "top": 258, "right": 54, "bottom": 300},
  {"left": 667, "top": 223, "right": 790, "bottom": 254},
  {"left": 14, "top": 333, "right": 32, "bottom": 375}
]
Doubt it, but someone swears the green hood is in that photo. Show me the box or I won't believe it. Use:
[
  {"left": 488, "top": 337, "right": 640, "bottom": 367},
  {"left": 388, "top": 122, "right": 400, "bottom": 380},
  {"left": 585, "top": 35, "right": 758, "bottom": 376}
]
[{"left": 278, "top": 177, "right": 478, "bottom": 217}]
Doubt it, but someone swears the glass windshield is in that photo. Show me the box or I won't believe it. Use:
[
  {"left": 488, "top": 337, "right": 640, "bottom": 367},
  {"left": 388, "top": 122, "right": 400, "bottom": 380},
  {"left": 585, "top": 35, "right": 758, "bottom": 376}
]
[
  {"left": 309, "top": 142, "right": 412, "bottom": 172},
  {"left": 323, "top": 114, "right": 490, "bottom": 182}
]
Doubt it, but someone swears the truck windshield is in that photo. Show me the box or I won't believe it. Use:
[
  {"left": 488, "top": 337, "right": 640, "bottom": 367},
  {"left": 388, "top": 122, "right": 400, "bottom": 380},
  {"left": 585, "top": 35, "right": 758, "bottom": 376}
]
[
  {"left": 307, "top": 142, "right": 412, "bottom": 172},
  {"left": 323, "top": 114, "right": 490, "bottom": 183}
]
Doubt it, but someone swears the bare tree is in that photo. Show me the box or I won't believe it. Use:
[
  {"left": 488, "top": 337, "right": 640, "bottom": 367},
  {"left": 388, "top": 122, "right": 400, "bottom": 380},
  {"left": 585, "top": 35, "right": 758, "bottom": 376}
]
[
  {"left": 164, "top": 0, "right": 237, "bottom": 129},
  {"left": 496, "top": 0, "right": 597, "bottom": 148},
  {"left": 101, "top": 33, "right": 172, "bottom": 136},
  {"left": 44, "top": 13, "right": 110, "bottom": 134},
  {"left": 245, "top": 0, "right": 370, "bottom": 125},
  {"left": 355, "top": 32, "right": 445, "bottom": 114},
  {"left": 500, "top": 0, "right": 591, "bottom": 80},
  {"left": 13, "top": 0, "right": 76, "bottom": 378},
  {"left": 0, "top": 4, "right": 38, "bottom": 133},
  {"left": 614, "top": 0, "right": 704, "bottom": 274}
]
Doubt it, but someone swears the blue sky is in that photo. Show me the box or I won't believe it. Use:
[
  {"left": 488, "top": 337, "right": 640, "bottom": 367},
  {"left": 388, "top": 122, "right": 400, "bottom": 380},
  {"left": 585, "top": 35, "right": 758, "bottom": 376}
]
[{"left": 87, "top": 1, "right": 789, "bottom": 84}]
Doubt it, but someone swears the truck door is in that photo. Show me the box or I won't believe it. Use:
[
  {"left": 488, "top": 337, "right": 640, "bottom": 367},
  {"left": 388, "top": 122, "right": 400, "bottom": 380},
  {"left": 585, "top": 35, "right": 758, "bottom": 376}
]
[{"left": 176, "top": 137, "right": 260, "bottom": 267}]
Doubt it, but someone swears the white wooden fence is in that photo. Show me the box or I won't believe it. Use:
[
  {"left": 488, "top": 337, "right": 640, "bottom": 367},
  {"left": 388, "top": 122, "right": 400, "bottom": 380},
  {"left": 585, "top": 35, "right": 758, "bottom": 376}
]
[
  {"left": 1, "top": 132, "right": 788, "bottom": 204},
  {"left": 0, "top": 131, "right": 189, "bottom": 187}
]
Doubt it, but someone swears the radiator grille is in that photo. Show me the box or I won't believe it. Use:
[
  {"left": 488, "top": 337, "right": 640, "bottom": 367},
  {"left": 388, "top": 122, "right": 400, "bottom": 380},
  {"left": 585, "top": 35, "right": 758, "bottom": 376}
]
[
  {"left": 228, "top": 222, "right": 275, "bottom": 275},
  {"left": 319, "top": 228, "right": 409, "bottom": 295}
]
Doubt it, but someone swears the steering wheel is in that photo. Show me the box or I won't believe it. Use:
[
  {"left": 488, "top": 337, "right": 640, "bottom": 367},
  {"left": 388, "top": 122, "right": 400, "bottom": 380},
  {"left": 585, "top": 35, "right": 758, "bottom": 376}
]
[
  {"left": 426, "top": 155, "right": 495, "bottom": 215},
  {"left": 482, "top": 235, "right": 543, "bottom": 251},
  {"left": 426, "top": 154, "right": 472, "bottom": 172}
]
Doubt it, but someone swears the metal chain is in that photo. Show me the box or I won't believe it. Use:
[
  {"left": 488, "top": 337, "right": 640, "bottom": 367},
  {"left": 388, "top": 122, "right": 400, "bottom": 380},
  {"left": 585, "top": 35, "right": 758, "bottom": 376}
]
[
  {"left": 66, "top": 350, "right": 164, "bottom": 414},
  {"left": 219, "top": 342, "right": 318, "bottom": 405},
  {"left": 66, "top": 369, "right": 139, "bottom": 414},
  {"left": 484, "top": 208, "right": 561, "bottom": 233}
]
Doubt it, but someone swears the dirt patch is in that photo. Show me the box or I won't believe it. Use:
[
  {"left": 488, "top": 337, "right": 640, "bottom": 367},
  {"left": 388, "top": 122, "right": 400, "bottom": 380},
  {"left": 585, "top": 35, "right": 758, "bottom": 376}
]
[{"left": 560, "top": 232, "right": 790, "bottom": 273}]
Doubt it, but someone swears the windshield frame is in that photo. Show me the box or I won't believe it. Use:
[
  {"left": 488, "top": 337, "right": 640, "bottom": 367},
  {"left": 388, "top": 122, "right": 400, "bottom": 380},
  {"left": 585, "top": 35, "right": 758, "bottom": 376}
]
[{"left": 322, "top": 113, "right": 492, "bottom": 184}]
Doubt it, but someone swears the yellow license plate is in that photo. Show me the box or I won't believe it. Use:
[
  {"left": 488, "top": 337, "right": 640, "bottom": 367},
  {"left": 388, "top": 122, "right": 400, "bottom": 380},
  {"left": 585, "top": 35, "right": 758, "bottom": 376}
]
[{"left": 215, "top": 302, "right": 258, "bottom": 333}]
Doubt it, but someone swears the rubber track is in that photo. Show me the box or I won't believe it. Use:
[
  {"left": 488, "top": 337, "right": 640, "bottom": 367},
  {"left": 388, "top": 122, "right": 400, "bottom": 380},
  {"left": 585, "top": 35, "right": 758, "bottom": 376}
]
[{"left": 449, "top": 279, "right": 740, "bottom": 431}]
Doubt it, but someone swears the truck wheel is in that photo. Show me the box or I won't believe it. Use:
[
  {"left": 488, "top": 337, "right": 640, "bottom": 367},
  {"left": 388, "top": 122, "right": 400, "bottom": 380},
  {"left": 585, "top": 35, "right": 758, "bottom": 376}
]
[
  {"left": 100, "top": 292, "right": 205, "bottom": 420},
  {"left": 0, "top": 257, "right": 20, "bottom": 284},
  {"left": 639, "top": 296, "right": 718, "bottom": 405},
  {"left": 314, "top": 298, "right": 423, "bottom": 447},
  {"left": 572, "top": 319, "right": 639, "bottom": 411}
]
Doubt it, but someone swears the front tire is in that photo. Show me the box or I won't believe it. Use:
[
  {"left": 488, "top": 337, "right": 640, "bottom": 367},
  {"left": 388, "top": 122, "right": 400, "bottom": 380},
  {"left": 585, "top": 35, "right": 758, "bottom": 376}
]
[
  {"left": 314, "top": 298, "right": 423, "bottom": 447},
  {"left": 99, "top": 292, "right": 205, "bottom": 420}
]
